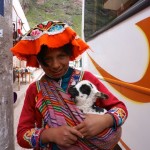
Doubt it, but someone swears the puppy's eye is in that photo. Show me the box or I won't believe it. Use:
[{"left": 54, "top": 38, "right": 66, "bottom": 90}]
[
  {"left": 89, "top": 83, "right": 93, "bottom": 88},
  {"left": 80, "top": 95, "right": 83, "bottom": 98}
]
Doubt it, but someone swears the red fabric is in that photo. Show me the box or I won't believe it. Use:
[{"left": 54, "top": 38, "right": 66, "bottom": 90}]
[{"left": 17, "top": 71, "right": 128, "bottom": 148}]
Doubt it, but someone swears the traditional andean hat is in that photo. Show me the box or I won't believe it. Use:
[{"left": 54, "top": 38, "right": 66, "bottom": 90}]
[{"left": 11, "top": 20, "right": 89, "bottom": 67}]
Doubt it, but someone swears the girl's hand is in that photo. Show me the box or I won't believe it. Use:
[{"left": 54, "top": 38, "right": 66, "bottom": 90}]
[
  {"left": 41, "top": 125, "right": 83, "bottom": 147},
  {"left": 75, "top": 114, "right": 113, "bottom": 138}
]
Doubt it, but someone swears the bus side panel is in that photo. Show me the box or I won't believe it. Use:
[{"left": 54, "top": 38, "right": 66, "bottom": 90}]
[{"left": 82, "top": 7, "right": 150, "bottom": 150}]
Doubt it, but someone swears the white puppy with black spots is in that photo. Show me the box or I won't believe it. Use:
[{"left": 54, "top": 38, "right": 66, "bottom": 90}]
[{"left": 68, "top": 80, "right": 108, "bottom": 114}]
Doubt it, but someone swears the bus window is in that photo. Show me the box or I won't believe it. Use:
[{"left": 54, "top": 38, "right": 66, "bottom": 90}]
[{"left": 84, "top": 0, "right": 149, "bottom": 41}]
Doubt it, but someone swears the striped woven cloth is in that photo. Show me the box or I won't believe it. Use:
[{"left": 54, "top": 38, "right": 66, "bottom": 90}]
[{"left": 36, "top": 76, "right": 121, "bottom": 150}]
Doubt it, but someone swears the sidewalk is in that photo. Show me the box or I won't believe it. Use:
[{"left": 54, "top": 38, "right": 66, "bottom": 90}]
[{"left": 13, "top": 68, "right": 44, "bottom": 150}]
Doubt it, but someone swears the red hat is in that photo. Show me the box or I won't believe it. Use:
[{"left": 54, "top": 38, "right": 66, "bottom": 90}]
[{"left": 11, "top": 21, "right": 89, "bottom": 67}]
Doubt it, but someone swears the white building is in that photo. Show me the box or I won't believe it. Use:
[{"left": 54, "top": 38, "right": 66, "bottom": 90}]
[{"left": 12, "top": 0, "right": 30, "bottom": 68}]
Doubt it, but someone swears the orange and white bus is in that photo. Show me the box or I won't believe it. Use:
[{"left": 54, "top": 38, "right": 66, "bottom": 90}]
[{"left": 82, "top": 0, "right": 150, "bottom": 149}]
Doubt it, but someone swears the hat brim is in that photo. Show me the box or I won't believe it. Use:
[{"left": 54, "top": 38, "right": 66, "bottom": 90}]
[{"left": 11, "top": 22, "right": 89, "bottom": 68}]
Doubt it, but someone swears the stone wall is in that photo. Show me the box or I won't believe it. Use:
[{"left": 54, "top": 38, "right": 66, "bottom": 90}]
[{"left": 0, "top": 0, "right": 14, "bottom": 149}]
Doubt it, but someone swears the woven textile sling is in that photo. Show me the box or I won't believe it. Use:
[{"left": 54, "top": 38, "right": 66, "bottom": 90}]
[{"left": 35, "top": 71, "right": 121, "bottom": 150}]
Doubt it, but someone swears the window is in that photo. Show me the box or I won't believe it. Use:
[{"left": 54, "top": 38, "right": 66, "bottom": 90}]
[{"left": 84, "top": 0, "right": 149, "bottom": 41}]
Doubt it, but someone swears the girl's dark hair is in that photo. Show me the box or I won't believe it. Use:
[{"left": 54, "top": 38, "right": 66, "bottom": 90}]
[{"left": 37, "top": 43, "right": 73, "bottom": 66}]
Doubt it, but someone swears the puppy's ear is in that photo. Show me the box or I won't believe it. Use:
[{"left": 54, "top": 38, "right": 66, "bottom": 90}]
[
  {"left": 95, "top": 92, "right": 109, "bottom": 99},
  {"left": 80, "top": 84, "right": 91, "bottom": 96}
]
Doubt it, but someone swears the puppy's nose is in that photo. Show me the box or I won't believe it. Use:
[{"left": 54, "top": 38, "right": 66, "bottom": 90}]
[
  {"left": 68, "top": 86, "right": 79, "bottom": 98},
  {"left": 68, "top": 86, "right": 75, "bottom": 95},
  {"left": 68, "top": 85, "right": 75, "bottom": 94}
]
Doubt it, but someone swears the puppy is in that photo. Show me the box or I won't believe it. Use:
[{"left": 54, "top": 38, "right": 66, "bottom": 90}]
[{"left": 68, "top": 80, "right": 108, "bottom": 114}]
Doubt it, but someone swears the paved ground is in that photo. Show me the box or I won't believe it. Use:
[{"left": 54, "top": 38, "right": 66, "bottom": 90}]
[{"left": 13, "top": 68, "right": 44, "bottom": 150}]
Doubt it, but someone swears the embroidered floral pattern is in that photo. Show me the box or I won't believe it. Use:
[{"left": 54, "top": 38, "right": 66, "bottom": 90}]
[
  {"left": 49, "top": 24, "right": 64, "bottom": 32},
  {"left": 23, "top": 128, "right": 43, "bottom": 147},
  {"left": 30, "top": 29, "right": 42, "bottom": 37},
  {"left": 108, "top": 107, "right": 126, "bottom": 126},
  {"left": 37, "top": 21, "right": 52, "bottom": 30},
  {"left": 23, "top": 21, "right": 67, "bottom": 41}
]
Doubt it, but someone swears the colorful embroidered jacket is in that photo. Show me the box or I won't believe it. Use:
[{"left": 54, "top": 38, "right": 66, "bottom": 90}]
[{"left": 17, "top": 68, "right": 128, "bottom": 149}]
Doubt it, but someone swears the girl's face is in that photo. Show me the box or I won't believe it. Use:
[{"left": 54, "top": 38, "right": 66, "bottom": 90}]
[{"left": 41, "top": 47, "right": 70, "bottom": 79}]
